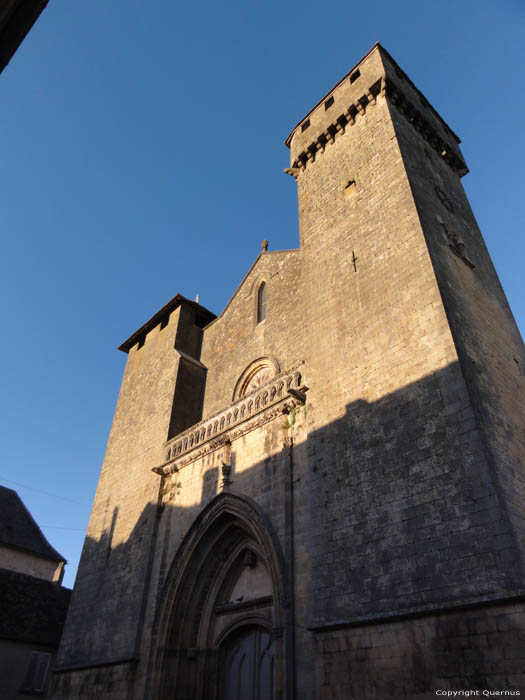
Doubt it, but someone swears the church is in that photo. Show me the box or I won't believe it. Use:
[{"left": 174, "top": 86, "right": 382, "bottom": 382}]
[{"left": 52, "top": 44, "right": 525, "bottom": 699}]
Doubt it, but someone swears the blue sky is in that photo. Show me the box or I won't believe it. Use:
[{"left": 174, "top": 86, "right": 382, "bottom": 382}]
[{"left": 1, "top": 1, "right": 523, "bottom": 588}]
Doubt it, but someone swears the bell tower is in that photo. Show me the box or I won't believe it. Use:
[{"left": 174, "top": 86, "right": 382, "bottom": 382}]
[
  {"left": 285, "top": 41, "right": 524, "bottom": 621},
  {"left": 283, "top": 43, "right": 524, "bottom": 698}
]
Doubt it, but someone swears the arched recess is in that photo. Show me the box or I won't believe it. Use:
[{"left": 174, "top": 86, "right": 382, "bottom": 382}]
[
  {"left": 151, "top": 493, "right": 289, "bottom": 700},
  {"left": 232, "top": 356, "right": 280, "bottom": 402}
]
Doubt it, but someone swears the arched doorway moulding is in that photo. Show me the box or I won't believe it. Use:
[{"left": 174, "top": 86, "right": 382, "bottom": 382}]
[
  {"left": 150, "top": 492, "right": 290, "bottom": 700},
  {"left": 197, "top": 537, "right": 271, "bottom": 651},
  {"left": 214, "top": 615, "right": 273, "bottom": 649}
]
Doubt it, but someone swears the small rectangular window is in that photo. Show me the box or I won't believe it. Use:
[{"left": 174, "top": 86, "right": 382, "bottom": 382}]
[
  {"left": 22, "top": 651, "right": 51, "bottom": 692},
  {"left": 350, "top": 69, "right": 361, "bottom": 84},
  {"left": 324, "top": 96, "right": 334, "bottom": 110},
  {"left": 301, "top": 119, "right": 310, "bottom": 133}
]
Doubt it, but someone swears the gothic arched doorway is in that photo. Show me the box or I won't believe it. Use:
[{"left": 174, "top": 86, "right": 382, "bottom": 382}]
[
  {"left": 221, "top": 625, "right": 274, "bottom": 700},
  {"left": 151, "top": 493, "right": 288, "bottom": 700}
]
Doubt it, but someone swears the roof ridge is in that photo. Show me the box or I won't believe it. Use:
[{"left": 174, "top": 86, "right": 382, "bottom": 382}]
[{"left": 0, "top": 486, "right": 65, "bottom": 563}]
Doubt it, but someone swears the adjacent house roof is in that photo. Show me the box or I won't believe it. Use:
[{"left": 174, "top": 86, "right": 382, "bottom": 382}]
[
  {"left": 0, "top": 568, "right": 71, "bottom": 645},
  {"left": 0, "top": 486, "right": 65, "bottom": 563}
]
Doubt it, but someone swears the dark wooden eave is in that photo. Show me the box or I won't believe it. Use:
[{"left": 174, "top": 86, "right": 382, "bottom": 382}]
[{"left": 118, "top": 294, "right": 216, "bottom": 354}]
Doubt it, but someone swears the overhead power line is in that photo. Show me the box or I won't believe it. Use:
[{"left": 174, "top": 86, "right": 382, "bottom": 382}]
[
  {"left": 41, "top": 525, "right": 86, "bottom": 531},
  {"left": 0, "top": 476, "right": 89, "bottom": 507}
]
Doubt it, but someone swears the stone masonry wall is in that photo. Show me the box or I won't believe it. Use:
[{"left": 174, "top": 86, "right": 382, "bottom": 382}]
[
  {"left": 313, "top": 600, "right": 525, "bottom": 699},
  {"left": 380, "top": 49, "right": 525, "bottom": 580},
  {"left": 288, "top": 44, "right": 516, "bottom": 628},
  {"left": 56, "top": 304, "right": 199, "bottom": 674},
  {"left": 52, "top": 660, "right": 136, "bottom": 700},
  {"left": 0, "top": 544, "right": 61, "bottom": 582},
  {"left": 130, "top": 408, "right": 308, "bottom": 699},
  {"left": 200, "top": 250, "right": 303, "bottom": 419}
]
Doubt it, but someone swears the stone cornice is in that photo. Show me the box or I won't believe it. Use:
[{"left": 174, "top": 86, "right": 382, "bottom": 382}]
[
  {"left": 153, "top": 364, "right": 306, "bottom": 475},
  {"left": 308, "top": 590, "right": 525, "bottom": 633},
  {"left": 215, "top": 595, "right": 273, "bottom": 615}
]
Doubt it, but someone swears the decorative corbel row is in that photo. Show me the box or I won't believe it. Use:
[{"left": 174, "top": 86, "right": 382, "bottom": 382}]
[
  {"left": 284, "top": 78, "right": 382, "bottom": 179},
  {"left": 384, "top": 78, "right": 468, "bottom": 177}
]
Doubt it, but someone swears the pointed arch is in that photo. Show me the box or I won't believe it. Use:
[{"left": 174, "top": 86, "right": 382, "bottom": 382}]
[{"left": 150, "top": 493, "right": 289, "bottom": 700}]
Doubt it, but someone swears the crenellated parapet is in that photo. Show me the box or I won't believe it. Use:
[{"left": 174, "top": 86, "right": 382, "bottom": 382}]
[
  {"left": 285, "top": 43, "right": 468, "bottom": 180},
  {"left": 285, "top": 79, "right": 383, "bottom": 177},
  {"left": 384, "top": 77, "right": 468, "bottom": 176},
  {"left": 285, "top": 74, "right": 467, "bottom": 179}
]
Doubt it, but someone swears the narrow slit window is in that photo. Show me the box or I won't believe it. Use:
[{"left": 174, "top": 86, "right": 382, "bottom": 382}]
[{"left": 257, "top": 282, "right": 267, "bottom": 323}]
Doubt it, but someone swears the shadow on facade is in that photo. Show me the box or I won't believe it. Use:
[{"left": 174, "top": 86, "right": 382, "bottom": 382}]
[{"left": 51, "top": 362, "right": 525, "bottom": 699}]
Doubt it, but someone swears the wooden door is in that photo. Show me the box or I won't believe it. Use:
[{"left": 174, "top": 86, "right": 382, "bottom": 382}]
[{"left": 222, "top": 627, "right": 274, "bottom": 700}]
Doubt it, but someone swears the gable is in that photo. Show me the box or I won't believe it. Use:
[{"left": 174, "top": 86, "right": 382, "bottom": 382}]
[{"left": 200, "top": 249, "right": 302, "bottom": 418}]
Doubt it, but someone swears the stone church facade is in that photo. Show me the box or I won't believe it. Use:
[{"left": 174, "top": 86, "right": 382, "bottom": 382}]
[{"left": 52, "top": 44, "right": 525, "bottom": 699}]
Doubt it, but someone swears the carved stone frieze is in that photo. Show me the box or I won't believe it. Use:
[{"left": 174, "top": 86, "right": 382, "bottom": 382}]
[{"left": 152, "top": 364, "right": 306, "bottom": 477}]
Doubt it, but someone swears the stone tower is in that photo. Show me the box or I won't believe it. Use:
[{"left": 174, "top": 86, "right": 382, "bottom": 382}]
[{"left": 52, "top": 44, "right": 525, "bottom": 699}]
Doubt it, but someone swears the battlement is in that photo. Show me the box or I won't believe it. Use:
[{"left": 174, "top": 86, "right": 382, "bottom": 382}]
[{"left": 285, "top": 43, "right": 467, "bottom": 178}]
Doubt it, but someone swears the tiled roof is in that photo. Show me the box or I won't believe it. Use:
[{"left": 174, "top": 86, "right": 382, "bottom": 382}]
[
  {"left": 0, "top": 486, "right": 65, "bottom": 563},
  {"left": 0, "top": 568, "right": 71, "bottom": 645}
]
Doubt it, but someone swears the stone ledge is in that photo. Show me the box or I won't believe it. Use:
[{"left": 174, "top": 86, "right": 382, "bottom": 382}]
[
  {"left": 153, "top": 364, "right": 306, "bottom": 475},
  {"left": 309, "top": 590, "right": 525, "bottom": 632},
  {"left": 53, "top": 655, "right": 139, "bottom": 674},
  {"left": 216, "top": 595, "right": 273, "bottom": 615}
]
